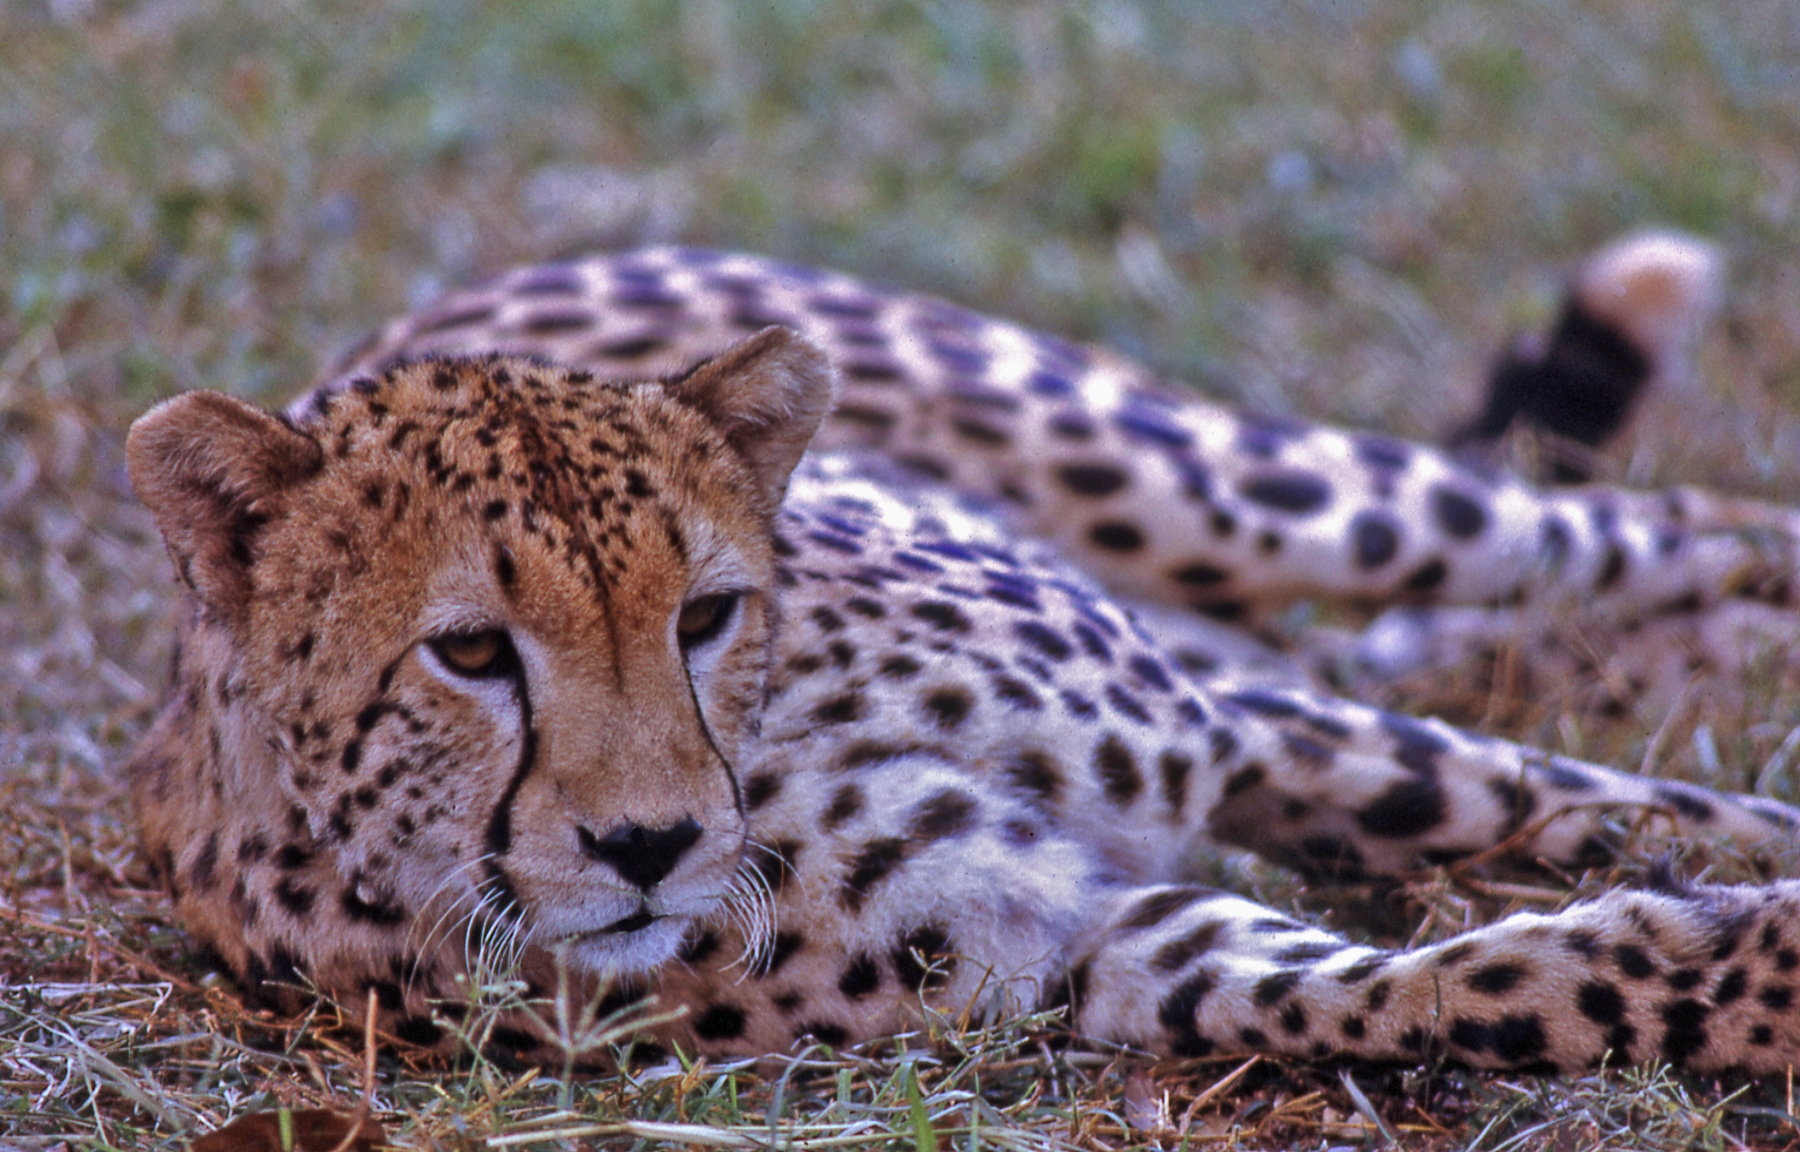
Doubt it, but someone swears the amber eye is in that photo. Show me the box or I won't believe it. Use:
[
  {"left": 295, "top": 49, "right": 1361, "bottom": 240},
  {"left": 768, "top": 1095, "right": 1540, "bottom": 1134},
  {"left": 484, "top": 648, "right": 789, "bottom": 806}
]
[
  {"left": 429, "top": 630, "right": 514, "bottom": 678},
  {"left": 676, "top": 593, "right": 740, "bottom": 653}
]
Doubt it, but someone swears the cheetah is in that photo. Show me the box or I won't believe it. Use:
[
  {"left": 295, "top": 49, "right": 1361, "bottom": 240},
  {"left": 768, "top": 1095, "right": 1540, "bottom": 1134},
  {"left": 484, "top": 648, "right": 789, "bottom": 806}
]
[{"left": 125, "top": 239, "right": 1800, "bottom": 1074}]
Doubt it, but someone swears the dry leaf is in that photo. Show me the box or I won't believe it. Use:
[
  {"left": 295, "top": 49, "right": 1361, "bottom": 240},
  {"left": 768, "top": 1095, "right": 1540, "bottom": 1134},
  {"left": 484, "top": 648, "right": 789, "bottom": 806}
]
[
  {"left": 1123, "top": 1071, "right": 1170, "bottom": 1133},
  {"left": 189, "top": 1108, "right": 389, "bottom": 1152}
]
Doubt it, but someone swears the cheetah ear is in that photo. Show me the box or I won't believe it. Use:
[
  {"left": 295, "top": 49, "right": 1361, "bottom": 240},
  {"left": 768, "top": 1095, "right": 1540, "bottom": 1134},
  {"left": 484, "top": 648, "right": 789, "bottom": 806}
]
[
  {"left": 665, "top": 326, "right": 839, "bottom": 513},
  {"left": 127, "top": 391, "right": 325, "bottom": 628}
]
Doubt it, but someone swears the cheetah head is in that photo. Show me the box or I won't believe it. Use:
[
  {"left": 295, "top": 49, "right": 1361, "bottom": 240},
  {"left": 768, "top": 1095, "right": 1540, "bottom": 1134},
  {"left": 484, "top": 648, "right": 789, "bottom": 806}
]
[{"left": 127, "top": 328, "right": 836, "bottom": 991}]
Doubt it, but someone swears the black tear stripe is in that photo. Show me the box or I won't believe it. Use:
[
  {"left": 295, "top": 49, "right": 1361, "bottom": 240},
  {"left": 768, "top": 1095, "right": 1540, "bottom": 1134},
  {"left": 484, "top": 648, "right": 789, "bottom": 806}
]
[
  {"left": 680, "top": 626, "right": 747, "bottom": 816},
  {"left": 482, "top": 669, "right": 538, "bottom": 918}
]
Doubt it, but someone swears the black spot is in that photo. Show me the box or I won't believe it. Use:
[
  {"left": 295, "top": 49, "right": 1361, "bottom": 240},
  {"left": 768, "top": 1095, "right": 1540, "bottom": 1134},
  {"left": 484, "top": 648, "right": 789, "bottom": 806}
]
[
  {"left": 1121, "top": 887, "right": 1203, "bottom": 930},
  {"left": 418, "top": 305, "right": 495, "bottom": 334},
  {"left": 845, "top": 596, "right": 886, "bottom": 619},
  {"left": 892, "top": 924, "right": 955, "bottom": 992},
  {"left": 1660, "top": 999, "right": 1709, "bottom": 1063},
  {"left": 1402, "top": 558, "right": 1447, "bottom": 593},
  {"left": 881, "top": 654, "right": 923, "bottom": 679},
  {"left": 1712, "top": 968, "right": 1747, "bottom": 1006},
  {"left": 1350, "top": 512, "right": 1400, "bottom": 569},
  {"left": 1356, "top": 778, "right": 1446, "bottom": 838},
  {"left": 1071, "top": 622, "right": 1114, "bottom": 662},
  {"left": 341, "top": 884, "right": 406, "bottom": 926},
  {"left": 908, "top": 790, "right": 977, "bottom": 841},
  {"left": 1576, "top": 981, "right": 1625, "bottom": 1024},
  {"left": 679, "top": 930, "right": 721, "bottom": 964},
  {"left": 1058, "top": 463, "right": 1129, "bottom": 497},
  {"left": 1280, "top": 732, "right": 1334, "bottom": 767},
  {"left": 598, "top": 335, "right": 670, "bottom": 360},
  {"left": 1337, "top": 956, "right": 1389, "bottom": 985},
  {"left": 485, "top": 1026, "right": 540, "bottom": 1056},
  {"left": 812, "top": 693, "right": 864, "bottom": 725},
  {"left": 190, "top": 833, "right": 220, "bottom": 892},
  {"left": 1089, "top": 521, "right": 1146, "bottom": 552},
  {"left": 1129, "top": 654, "right": 1172, "bottom": 692},
  {"left": 991, "top": 675, "right": 1042, "bottom": 710},
  {"left": 1431, "top": 486, "right": 1488, "bottom": 539},
  {"left": 838, "top": 954, "right": 882, "bottom": 999},
  {"left": 693, "top": 1003, "right": 747, "bottom": 1041},
  {"left": 823, "top": 783, "right": 865, "bottom": 830},
  {"left": 1298, "top": 836, "right": 1364, "bottom": 878},
  {"left": 912, "top": 601, "right": 972, "bottom": 633},
  {"left": 743, "top": 772, "right": 782, "bottom": 811},
  {"left": 1014, "top": 621, "right": 1073, "bottom": 661},
  {"left": 1254, "top": 969, "right": 1303, "bottom": 1006},
  {"left": 1354, "top": 435, "right": 1411, "bottom": 471},
  {"left": 1542, "top": 759, "right": 1595, "bottom": 791},
  {"left": 1004, "top": 752, "right": 1062, "bottom": 806},
  {"left": 1653, "top": 783, "right": 1714, "bottom": 822},
  {"left": 1222, "top": 762, "right": 1266, "bottom": 797},
  {"left": 1106, "top": 683, "right": 1152, "bottom": 724},
  {"left": 1153, "top": 921, "right": 1224, "bottom": 972},
  {"left": 1274, "top": 941, "right": 1343, "bottom": 964},
  {"left": 1114, "top": 405, "right": 1193, "bottom": 448},
  {"left": 844, "top": 359, "right": 904, "bottom": 383},
  {"left": 393, "top": 1016, "right": 443, "bottom": 1046},
  {"left": 950, "top": 417, "right": 1007, "bottom": 446},
  {"left": 842, "top": 838, "right": 907, "bottom": 911},
  {"left": 1380, "top": 711, "right": 1449, "bottom": 774},
  {"left": 759, "top": 931, "right": 806, "bottom": 978},
  {"left": 274, "top": 877, "right": 316, "bottom": 917},
  {"left": 1157, "top": 970, "right": 1218, "bottom": 1058},
  {"left": 1614, "top": 944, "right": 1656, "bottom": 979},
  {"left": 1759, "top": 984, "right": 1793, "bottom": 1011},
  {"left": 1449, "top": 1014, "right": 1546, "bottom": 1063},
  {"left": 1159, "top": 752, "right": 1193, "bottom": 814},
  {"left": 1225, "top": 688, "right": 1301, "bottom": 718},
  {"left": 1093, "top": 734, "right": 1142, "bottom": 805},
  {"left": 1171, "top": 562, "right": 1230, "bottom": 588},
  {"left": 494, "top": 546, "right": 517, "bottom": 590},
  {"left": 922, "top": 687, "right": 974, "bottom": 730},
  {"left": 1596, "top": 543, "right": 1627, "bottom": 591},
  {"left": 1468, "top": 963, "right": 1527, "bottom": 995},
  {"left": 1341, "top": 1015, "right": 1367, "bottom": 1040},
  {"left": 796, "top": 1021, "right": 850, "bottom": 1048},
  {"left": 1366, "top": 981, "right": 1392, "bottom": 1012},
  {"left": 752, "top": 839, "right": 801, "bottom": 893},
  {"left": 1240, "top": 470, "right": 1330, "bottom": 514}
]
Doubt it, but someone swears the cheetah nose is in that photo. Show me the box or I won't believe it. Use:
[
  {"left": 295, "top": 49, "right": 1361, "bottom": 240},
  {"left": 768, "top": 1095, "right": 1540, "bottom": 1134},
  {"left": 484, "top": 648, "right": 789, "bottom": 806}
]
[{"left": 577, "top": 817, "right": 704, "bottom": 891}]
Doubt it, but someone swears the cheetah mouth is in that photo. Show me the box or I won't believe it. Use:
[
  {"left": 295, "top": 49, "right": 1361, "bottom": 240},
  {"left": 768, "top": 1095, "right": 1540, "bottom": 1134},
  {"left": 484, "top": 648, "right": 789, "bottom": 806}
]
[{"left": 601, "top": 909, "right": 658, "bottom": 934}]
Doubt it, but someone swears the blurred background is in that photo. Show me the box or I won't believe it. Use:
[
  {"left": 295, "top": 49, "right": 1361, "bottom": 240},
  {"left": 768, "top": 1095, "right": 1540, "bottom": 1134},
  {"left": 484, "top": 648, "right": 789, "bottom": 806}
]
[
  {"left": 9, "top": 0, "right": 1800, "bottom": 776},
  {"left": 4, "top": 1, "right": 1800, "bottom": 1144}
]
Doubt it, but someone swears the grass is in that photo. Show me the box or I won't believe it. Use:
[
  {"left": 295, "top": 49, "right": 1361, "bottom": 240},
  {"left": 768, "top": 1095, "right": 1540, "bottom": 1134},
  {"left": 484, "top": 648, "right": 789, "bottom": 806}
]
[{"left": 4, "top": 0, "right": 1800, "bottom": 1147}]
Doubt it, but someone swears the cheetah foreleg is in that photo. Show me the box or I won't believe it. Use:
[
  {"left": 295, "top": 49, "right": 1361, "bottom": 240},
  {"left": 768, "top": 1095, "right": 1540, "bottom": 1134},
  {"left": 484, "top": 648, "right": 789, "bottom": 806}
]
[{"left": 1074, "top": 878, "right": 1800, "bottom": 1071}]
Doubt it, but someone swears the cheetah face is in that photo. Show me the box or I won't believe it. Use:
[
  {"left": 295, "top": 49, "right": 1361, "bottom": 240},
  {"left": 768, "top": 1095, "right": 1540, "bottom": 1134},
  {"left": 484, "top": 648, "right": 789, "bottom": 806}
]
[{"left": 127, "top": 329, "right": 838, "bottom": 977}]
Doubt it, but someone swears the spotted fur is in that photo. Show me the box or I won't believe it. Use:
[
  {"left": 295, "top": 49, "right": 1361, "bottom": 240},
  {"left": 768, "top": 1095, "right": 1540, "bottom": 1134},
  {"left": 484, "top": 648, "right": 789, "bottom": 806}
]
[{"left": 126, "top": 244, "right": 1800, "bottom": 1072}]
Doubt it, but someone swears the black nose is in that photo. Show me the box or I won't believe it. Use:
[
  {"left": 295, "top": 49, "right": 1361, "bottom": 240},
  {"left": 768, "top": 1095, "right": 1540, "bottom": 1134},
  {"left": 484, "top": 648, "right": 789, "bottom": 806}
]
[{"left": 578, "top": 818, "right": 704, "bottom": 890}]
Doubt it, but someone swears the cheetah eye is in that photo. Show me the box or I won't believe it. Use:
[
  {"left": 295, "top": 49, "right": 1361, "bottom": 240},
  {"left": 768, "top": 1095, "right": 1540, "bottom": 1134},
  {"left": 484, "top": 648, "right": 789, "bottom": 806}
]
[
  {"left": 429, "top": 629, "right": 517, "bottom": 678},
  {"left": 676, "top": 593, "right": 740, "bottom": 654}
]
